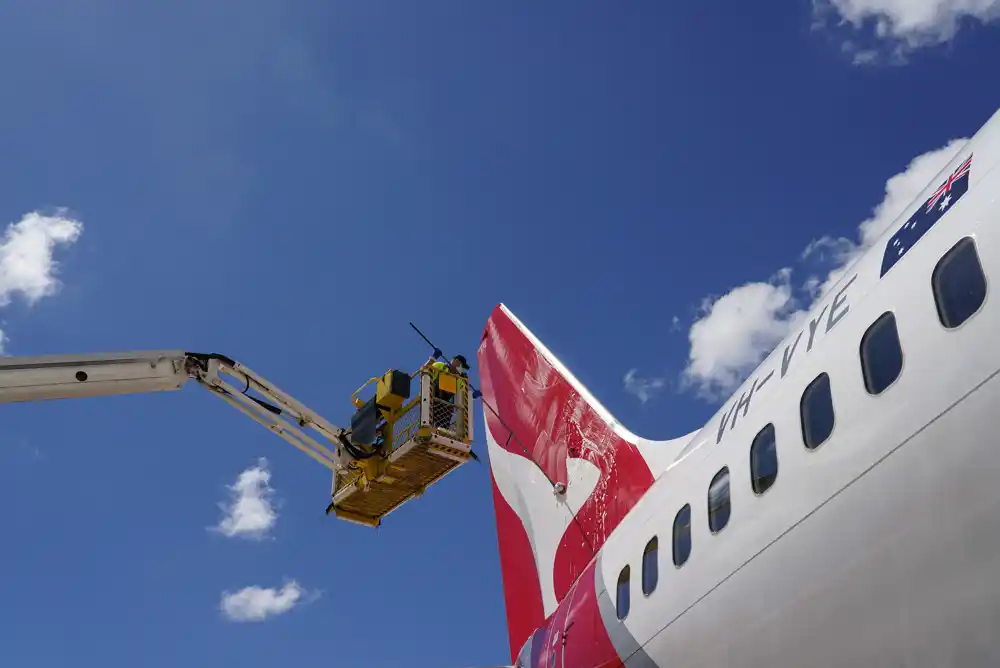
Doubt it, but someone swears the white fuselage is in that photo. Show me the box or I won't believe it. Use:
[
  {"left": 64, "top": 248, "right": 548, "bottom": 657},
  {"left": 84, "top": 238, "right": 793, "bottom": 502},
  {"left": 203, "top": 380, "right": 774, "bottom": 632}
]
[{"left": 586, "top": 119, "right": 1000, "bottom": 666}]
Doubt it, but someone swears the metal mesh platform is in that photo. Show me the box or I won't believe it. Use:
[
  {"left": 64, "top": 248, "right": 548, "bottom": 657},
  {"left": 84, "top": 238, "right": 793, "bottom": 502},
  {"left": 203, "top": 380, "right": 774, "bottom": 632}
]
[
  {"left": 332, "top": 437, "right": 469, "bottom": 525},
  {"left": 329, "top": 368, "right": 474, "bottom": 527}
]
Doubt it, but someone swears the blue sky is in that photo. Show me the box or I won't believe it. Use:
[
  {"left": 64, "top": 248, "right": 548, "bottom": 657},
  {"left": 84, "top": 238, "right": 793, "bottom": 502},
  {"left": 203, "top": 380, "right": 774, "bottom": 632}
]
[{"left": 0, "top": 1, "right": 998, "bottom": 666}]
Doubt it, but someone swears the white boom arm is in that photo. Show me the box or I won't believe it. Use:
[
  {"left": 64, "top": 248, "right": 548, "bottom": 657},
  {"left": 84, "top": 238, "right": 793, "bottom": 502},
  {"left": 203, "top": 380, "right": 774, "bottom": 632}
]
[{"left": 0, "top": 350, "right": 349, "bottom": 471}]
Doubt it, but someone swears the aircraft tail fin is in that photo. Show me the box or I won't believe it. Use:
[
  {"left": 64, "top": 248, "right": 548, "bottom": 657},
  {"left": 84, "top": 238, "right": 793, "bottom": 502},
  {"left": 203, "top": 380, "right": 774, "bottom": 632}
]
[{"left": 477, "top": 304, "right": 657, "bottom": 660}]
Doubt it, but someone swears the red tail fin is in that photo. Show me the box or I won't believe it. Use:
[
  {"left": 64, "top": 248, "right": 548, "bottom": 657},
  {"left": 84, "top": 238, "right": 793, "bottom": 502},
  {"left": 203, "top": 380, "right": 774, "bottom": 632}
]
[{"left": 477, "top": 304, "right": 657, "bottom": 660}]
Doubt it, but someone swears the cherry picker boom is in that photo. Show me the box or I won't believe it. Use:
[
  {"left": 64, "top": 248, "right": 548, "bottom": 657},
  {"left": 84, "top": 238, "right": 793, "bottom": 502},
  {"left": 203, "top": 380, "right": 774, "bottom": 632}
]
[{"left": 0, "top": 349, "right": 475, "bottom": 527}]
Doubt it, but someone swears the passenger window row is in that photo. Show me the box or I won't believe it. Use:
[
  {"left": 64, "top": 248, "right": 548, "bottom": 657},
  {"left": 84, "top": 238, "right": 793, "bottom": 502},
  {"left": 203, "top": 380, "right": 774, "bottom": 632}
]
[{"left": 615, "top": 236, "right": 989, "bottom": 621}]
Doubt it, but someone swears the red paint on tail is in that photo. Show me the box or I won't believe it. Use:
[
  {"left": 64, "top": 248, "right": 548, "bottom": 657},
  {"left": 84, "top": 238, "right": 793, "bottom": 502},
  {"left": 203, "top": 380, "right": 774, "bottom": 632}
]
[
  {"left": 478, "top": 304, "right": 655, "bottom": 661},
  {"left": 490, "top": 468, "right": 546, "bottom": 660}
]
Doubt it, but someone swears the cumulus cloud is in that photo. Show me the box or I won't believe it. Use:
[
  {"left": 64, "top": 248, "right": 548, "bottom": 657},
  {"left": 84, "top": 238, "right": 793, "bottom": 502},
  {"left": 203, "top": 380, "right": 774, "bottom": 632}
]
[
  {"left": 814, "top": 0, "right": 1000, "bottom": 62},
  {"left": 0, "top": 210, "right": 83, "bottom": 307},
  {"left": 0, "top": 210, "right": 83, "bottom": 348},
  {"left": 624, "top": 369, "right": 667, "bottom": 404},
  {"left": 681, "top": 269, "right": 809, "bottom": 401},
  {"left": 212, "top": 458, "right": 278, "bottom": 540},
  {"left": 220, "top": 581, "right": 310, "bottom": 622},
  {"left": 681, "top": 138, "right": 966, "bottom": 400}
]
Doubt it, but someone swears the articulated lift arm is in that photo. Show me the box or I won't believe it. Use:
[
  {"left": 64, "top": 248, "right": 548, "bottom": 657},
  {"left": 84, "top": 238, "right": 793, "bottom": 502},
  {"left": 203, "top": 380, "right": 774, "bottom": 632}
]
[
  {"left": 0, "top": 349, "right": 475, "bottom": 527},
  {"left": 0, "top": 350, "right": 350, "bottom": 472}
]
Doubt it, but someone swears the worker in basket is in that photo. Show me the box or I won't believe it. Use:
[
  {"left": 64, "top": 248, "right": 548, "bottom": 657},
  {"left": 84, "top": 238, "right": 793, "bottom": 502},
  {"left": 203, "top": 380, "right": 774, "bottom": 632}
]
[{"left": 425, "top": 352, "right": 470, "bottom": 430}]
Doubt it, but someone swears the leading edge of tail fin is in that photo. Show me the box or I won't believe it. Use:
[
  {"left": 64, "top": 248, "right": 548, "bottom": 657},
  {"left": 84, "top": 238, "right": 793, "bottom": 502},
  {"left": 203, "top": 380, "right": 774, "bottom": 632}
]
[{"left": 477, "top": 304, "right": 657, "bottom": 660}]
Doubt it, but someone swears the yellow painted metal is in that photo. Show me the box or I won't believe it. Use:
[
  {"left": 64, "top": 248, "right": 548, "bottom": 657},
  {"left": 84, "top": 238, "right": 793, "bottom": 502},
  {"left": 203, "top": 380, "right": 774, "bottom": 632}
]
[
  {"left": 351, "top": 369, "right": 412, "bottom": 420},
  {"left": 357, "top": 452, "right": 389, "bottom": 482},
  {"left": 350, "top": 376, "right": 380, "bottom": 409},
  {"left": 332, "top": 507, "right": 382, "bottom": 527},
  {"left": 437, "top": 373, "right": 458, "bottom": 394},
  {"left": 331, "top": 437, "right": 470, "bottom": 526},
  {"left": 330, "top": 366, "right": 474, "bottom": 527},
  {"left": 375, "top": 369, "right": 410, "bottom": 412}
]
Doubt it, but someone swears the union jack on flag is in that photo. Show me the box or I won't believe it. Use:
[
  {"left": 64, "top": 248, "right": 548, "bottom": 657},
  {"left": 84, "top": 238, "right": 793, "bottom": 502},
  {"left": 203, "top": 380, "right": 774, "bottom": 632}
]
[
  {"left": 926, "top": 154, "right": 972, "bottom": 212},
  {"left": 880, "top": 153, "right": 973, "bottom": 278}
]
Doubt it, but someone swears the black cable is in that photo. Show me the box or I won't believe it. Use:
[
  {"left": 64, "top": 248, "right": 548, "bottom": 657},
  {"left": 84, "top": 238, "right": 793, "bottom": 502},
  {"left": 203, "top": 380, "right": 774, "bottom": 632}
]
[
  {"left": 187, "top": 352, "right": 282, "bottom": 415},
  {"left": 338, "top": 432, "right": 380, "bottom": 460}
]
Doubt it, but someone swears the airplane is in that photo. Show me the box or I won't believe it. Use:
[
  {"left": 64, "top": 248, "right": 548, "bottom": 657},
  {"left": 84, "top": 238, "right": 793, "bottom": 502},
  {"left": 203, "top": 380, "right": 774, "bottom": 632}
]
[
  {"left": 1, "top": 111, "right": 999, "bottom": 667},
  {"left": 477, "top": 104, "right": 1000, "bottom": 667}
]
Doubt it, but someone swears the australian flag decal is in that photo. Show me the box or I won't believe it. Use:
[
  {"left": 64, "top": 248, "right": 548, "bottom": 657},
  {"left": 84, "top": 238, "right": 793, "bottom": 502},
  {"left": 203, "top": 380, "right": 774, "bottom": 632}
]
[{"left": 880, "top": 153, "right": 973, "bottom": 278}]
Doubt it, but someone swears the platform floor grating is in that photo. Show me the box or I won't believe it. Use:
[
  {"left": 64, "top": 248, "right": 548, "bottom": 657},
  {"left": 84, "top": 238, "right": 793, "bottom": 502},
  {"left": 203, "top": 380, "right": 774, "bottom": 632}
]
[{"left": 334, "top": 440, "right": 467, "bottom": 522}]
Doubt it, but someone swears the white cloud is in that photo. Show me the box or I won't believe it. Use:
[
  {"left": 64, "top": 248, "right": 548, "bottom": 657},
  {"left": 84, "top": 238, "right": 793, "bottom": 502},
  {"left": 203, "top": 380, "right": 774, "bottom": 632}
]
[
  {"left": 212, "top": 457, "right": 278, "bottom": 540},
  {"left": 623, "top": 369, "right": 667, "bottom": 404},
  {"left": 0, "top": 209, "right": 83, "bottom": 351},
  {"left": 681, "top": 138, "right": 966, "bottom": 400},
  {"left": 814, "top": 0, "right": 1000, "bottom": 62},
  {"left": 220, "top": 581, "right": 308, "bottom": 622},
  {"left": 681, "top": 269, "right": 809, "bottom": 401},
  {"left": 0, "top": 210, "right": 83, "bottom": 307}
]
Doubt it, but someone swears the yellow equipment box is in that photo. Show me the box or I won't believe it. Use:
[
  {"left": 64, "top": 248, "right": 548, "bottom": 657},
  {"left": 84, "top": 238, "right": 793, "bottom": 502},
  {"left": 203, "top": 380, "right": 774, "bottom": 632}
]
[
  {"left": 437, "top": 372, "right": 458, "bottom": 395},
  {"left": 376, "top": 369, "right": 410, "bottom": 412}
]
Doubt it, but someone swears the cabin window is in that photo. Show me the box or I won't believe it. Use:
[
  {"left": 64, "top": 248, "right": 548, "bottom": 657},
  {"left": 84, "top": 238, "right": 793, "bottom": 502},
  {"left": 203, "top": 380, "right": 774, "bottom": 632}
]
[
  {"left": 750, "top": 423, "right": 778, "bottom": 495},
  {"left": 708, "top": 467, "right": 731, "bottom": 533},
  {"left": 616, "top": 565, "right": 630, "bottom": 620},
  {"left": 801, "top": 372, "right": 835, "bottom": 450},
  {"left": 860, "top": 312, "right": 903, "bottom": 395},
  {"left": 642, "top": 536, "right": 658, "bottom": 596},
  {"left": 933, "top": 237, "right": 987, "bottom": 329},
  {"left": 673, "top": 504, "right": 692, "bottom": 567}
]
